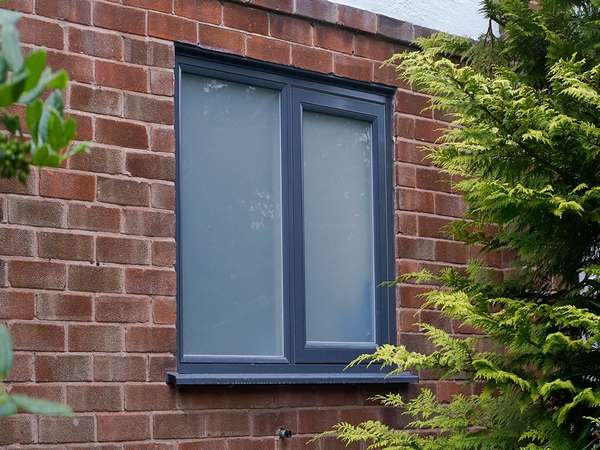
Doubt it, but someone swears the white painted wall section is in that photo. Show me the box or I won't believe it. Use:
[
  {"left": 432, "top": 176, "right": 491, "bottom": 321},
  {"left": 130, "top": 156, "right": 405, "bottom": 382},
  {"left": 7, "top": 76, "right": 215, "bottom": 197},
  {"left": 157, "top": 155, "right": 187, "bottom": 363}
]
[{"left": 329, "top": 0, "right": 490, "bottom": 38}]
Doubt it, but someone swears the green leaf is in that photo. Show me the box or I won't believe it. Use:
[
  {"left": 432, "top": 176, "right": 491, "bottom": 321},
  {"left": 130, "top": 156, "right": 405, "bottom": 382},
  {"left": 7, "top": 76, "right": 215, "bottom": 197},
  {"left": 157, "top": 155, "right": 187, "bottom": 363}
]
[
  {"left": 25, "top": 98, "right": 43, "bottom": 143},
  {"left": 23, "top": 50, "right": 46, "bottom": 91},
  {"left": 0, "top": 396, "right": 17, "bottom": 417},
  {"left": 10, "top": 394, "right": 72, "bottom": 416},
  {"left": 1, "top": 113, "right": 20, "bottom": 134},
  {"left": 0, "top": 9, "right": 21, "bottom": 27},
  {"left": 0, "top": 324, "right": 13, "bottom": 378},
  {"left": 30, "top": 143, "right": 49, "bottom": 166},
  {"left": 19, "top": 70, "right": 67, "bottom": 105},
  {"left": 62, "top": 142, "right": 89, "bottom": 160},
  {"left": 0, "top": 70, "right": 26, "bottom": 107},
  {"left": 1, "top": 22, "right": 22, "bottom": 71}
]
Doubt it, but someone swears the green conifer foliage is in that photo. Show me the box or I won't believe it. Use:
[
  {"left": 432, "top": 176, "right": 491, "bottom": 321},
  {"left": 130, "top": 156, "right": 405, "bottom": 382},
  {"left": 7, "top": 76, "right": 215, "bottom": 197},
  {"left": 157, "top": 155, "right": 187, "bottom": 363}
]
[{"left": 326, "top": 1, "right": 600, "bottom": 448}]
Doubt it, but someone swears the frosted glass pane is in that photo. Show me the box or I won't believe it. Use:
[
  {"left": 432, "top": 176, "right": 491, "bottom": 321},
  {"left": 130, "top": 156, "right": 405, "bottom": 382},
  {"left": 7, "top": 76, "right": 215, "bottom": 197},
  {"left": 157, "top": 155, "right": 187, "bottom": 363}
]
[
  {"left": 302, "top": 111, "right": 376, "bottom": 345},
  {"left": 180, "top": 73, "right": 283, "bottom": 357}
]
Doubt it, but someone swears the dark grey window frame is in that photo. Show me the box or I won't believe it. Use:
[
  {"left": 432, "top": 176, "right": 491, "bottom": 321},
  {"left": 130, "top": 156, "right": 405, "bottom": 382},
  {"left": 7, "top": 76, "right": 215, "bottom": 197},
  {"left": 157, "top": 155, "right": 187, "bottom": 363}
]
[{"left": 169, "top": 43, "right": 417, "bottom": 385}]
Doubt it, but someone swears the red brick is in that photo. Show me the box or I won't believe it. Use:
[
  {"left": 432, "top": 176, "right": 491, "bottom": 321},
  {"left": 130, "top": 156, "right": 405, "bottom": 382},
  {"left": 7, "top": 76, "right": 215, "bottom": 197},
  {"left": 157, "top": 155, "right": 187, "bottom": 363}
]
[
  {"left": 337, "top": 5, "right": 377, "bottom": 33},
  {"left": 97, "top": 176, "right": 150, "bottom": 207},
  {"left": 67, "top": 385, "right": 123, "bottom": 412},
  {"left": 224, "top": 2, "right": 268, "bottom": 34},
  {"left": 396, "top": 188, "right": 434, "bottom": 213},
  {"left": 96, "top": 117, "right": 148, "bottom": 149},
  {"left": 395, "top": 163, "right": 416, "bottom": 187},
  {"left": 148, "top": 11, "right": 197, "bottom": 43},
  {"left": 246, "top": 35, "right": 291, "bottom": 65},
  {"left": 295, "top": 0, "right": 337, "bottom": 22},
  {"left": 36, "top": 0, "right": 91, "bottom": 24},
  {"left": 19, "top": 16, "right": 64, "bottom": 49},
  {"left": 415, "top": 167, "right": 452, "bottom": 193},
  {"left": 435, "top": 240, "right": 468, "bottom": 264},
  {"left": 0, "top": 291, "right": 34, "bottom": 319},
  {"left": 435, "top": 192, "right": 465, "bottom": 217},
  {"left": 270, "top": 14, "right": 312, "bottom": 45},
  {"left": 126, "top": 152, "right": 175, "bottom": 181},
  {"left": 395, "top": 90, "right": 432, "bottom": 118},
  {"left": 297, "top": 409, "right": 339, "bottom": 433},
  {"left": 69, "top": 324, "right": 124, "bottom": 352},
  {"left": 68, "top": 27, "right": 122, "bottom": 60},
  {"left": 395, "top": 114, "right": 415, "bottom": 139},
  {"left": 126, "top": 326, "right": 175, "bottom": 352},
  {"left": 68, "top": 146, "right": 125, "bottom": 174},
  {"left": 355, "top": 34, "right": 399, "bottom": 61},
  {"left": 292, "top": 45, "right": 333, "bottom": 73},
  {"left": 418, "top": 215, "right": 454, "bottom": 239},
  {"left": 377, "top": 15, "right": 415, "bottom": 42},
  {"left": 175, "top": 0, "right": 221, "bottom": 23},
  {"left": 36, "top": 354, "right": 92, "bottom": 381},
  {"left": 37, "top": 292, "right": 93, "bottom": 321},
  {"left": 6, "top": 353, "right": 34, "bottom": 382},
  {"left": 124, "top": 93, "right": 173, "bottom": 125},
  {"left": 96, "top": 60, "right": 148, "bottom": 93},
  {"left": 37, "top": 231, "right": 94, "bottom": 261},
  {"left": 398, "top": 284, "right": 431, "bottom": 308},
  {"left": 39, "top": 416, "right": 94, "bottom": 444},
  {"left": 125, "top": 384, "right": 176, "bottom": 411},
  {"left": 8, "top": 197, "right": 64, "bottom": 227},
  {"left": 124, "top": 209, "right": 175, "bottom": 237},
  {"left": 153, "top": 413, "right": 205, "bottom": 439},
  {"left": 0, "top": 228, "right": 34, "bottom": 256},
  {"left": 93, "top": 1, "right": 146, "bottom": 35},
  {"left": 198, "top": 24, "right": 245, "bottom": 55},
  {"left": 374, "top": 63, "right": 405, "bottom": 87},
  {"left": 10, "top": 322, "right": 65, "bottom": 351},
  {"left": 437, "top": 381, "right": 470, "bottom": 403},
  {"left": 124, "top": 37, "right": 174, "bottom": 68},
  {"left": 69, "top": 84, "right": 122, "bottom": 116},
  {"left": 150, "top": 68, "right": 174, "bottom": 96},
  {"left": 314, "top": 25, "right": 354, "bottom": 53},
  {"left": 206, "top": 411, "right": 251, "bottom": 437},
  {"left": 230, "top": 438, "right": 276, "bottom": 450},
  {"left": 179, "top": 439, "right": 228, "bottom": 450},
  {"left": 96, "top": 295, "right": 151, "bottom": 323},
  {"left": 252, "top": 410, "right": 298, "bottom": 436},
  {"left": 68, "top": 204, "right": 121, "bottom": 232},
  {"left": 151, "top": 183, "right": 175, "bottom": 210},
  {"left": 398, "top": 308, "right": 419, "bottom": 332},
  {"left": 124, "top": 0, "right": 173, "bottom": 12},
  {"left": 152, "top": 240, "right": 175, "bottom": 267},
  {"left": 251, "top": 0, "right": 293, "bottom": 13},
  {"left": 98, "top": 236, "right": 150, "bottom": 265},
  {"left": 8, "top": 261, "right": 66, "bottom": 290},
  {"left": 68, "top": 265, "right": 123, "bottom": 293},
  {"left": 395, "top": 140, "right": 430, "bottom": 166},
  {"left": 0, "top": 169, "right": 36, "bottom": 194},
  {"left": 415, "top": 118, "right": 446, "bottom": 143},
  {"left": 125, "top": 268, "right": 175, "bottom": 295},
  {"left": 149, "top": 355, "right": 175, "bottom": 381},
  {"left": 334, "top": 54, "right": 372, "bottom": 81},
  {"left": 94, "top": 355, "right": 147, "bottom": 382},
  {"left": 9, "top": 383, "right": 64, "bottom": 403},
  {"left": 68, "top": 111, "right": 93, "bottom": 140},
  {"left": 2, "top": 0, "right": 33, "bottom": 13},
  {"left": 46, "top": 49, "right": 94, "bottom": 83},
  {"left": 396, "top": 236, "right": 434, "bottom": 260},
  {"left": 153, "top": 296, "right": 175, "bottom": 324},
  {"left": 151, "top": 126, "right": 175, "bottom": 153},
  {"left": 39, "top": 170, "right": 95, "bottom": 201}
]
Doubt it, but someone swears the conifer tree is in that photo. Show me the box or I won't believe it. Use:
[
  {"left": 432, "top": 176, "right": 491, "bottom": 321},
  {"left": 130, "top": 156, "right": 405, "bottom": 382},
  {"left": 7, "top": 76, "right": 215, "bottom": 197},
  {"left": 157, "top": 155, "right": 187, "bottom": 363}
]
[{"left": 327, "top": 1, "right": 600, "bottom": 448}]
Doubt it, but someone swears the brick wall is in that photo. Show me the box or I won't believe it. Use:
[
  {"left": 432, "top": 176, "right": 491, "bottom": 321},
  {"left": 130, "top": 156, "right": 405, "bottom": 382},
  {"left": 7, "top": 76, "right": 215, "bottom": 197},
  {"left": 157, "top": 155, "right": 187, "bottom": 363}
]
[{"left": 0, "top": 0, "right": 496, "bottom": 448}]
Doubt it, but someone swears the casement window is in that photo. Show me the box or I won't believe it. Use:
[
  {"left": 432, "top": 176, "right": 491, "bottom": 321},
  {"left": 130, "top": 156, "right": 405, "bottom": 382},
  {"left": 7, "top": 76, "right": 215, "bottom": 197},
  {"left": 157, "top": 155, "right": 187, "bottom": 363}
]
[{"left": 169, "top": 45, "right": 415, "bottom": 384}]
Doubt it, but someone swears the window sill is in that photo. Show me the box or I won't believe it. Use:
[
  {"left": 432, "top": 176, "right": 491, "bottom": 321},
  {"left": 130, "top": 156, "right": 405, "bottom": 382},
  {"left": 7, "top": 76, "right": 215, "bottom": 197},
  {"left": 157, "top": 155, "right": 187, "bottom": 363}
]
[{"left": 166, "top": 371, "right": 418, "bottom": 385}]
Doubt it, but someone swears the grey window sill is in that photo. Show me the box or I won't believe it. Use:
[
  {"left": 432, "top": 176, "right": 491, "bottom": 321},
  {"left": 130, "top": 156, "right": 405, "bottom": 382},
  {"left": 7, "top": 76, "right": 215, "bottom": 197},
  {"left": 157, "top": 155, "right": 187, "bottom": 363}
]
[{"left": 166, "top": 371, "right": 418, "bottom": 385}]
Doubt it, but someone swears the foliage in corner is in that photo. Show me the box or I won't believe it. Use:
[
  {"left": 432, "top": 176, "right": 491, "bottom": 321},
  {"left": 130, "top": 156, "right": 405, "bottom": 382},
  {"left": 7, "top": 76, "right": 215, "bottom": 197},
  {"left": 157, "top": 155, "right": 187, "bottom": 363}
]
[
  {"left": 326, "top": 0, "right": 600, "bottom": 449},
  {"left": 0, "top": 5, "right": 88, "bottom": 418}
]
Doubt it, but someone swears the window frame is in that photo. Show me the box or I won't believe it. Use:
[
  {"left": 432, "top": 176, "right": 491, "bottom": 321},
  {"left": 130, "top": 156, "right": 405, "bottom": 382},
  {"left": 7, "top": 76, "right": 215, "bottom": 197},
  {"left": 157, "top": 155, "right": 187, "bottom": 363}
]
[{"left": 170, "top": 43, "right": 416, "bottom": 385}]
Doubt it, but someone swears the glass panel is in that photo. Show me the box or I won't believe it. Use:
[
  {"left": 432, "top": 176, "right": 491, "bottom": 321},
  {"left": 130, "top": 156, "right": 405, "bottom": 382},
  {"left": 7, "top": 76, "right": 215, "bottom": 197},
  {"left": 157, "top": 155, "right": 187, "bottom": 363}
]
[
  {"left": 180, "top": 73, "right": 284, "bottom": 357},
  {"left": 302, "top": 110, "right": 376, "bottom": 345}
]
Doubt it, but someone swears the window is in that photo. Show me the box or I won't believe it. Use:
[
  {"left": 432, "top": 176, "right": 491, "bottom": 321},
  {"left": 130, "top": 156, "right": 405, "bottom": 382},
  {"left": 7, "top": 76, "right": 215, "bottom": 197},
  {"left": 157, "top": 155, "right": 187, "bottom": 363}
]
[{"left": 170, "top": 45, "right": 415, "bottom": 384}]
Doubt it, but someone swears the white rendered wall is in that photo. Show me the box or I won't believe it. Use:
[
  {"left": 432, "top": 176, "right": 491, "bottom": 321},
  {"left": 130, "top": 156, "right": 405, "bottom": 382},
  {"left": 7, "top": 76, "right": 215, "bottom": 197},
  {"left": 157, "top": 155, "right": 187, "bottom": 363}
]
[{"left": 330, "top": 0, "right": 489, "bottom": 38}]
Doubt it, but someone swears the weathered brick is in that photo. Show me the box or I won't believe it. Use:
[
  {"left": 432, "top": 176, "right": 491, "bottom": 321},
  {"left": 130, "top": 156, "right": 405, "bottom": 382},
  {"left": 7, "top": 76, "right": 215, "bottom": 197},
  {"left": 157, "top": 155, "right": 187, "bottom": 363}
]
[
  {"left": 46, "top": 49, "right": 94, "bottom": 83},
  {"left": 123, "top": 0, "right": 172, "bottom": 12},
  {"left": 207, "top": 411, "right": 251, "bottom": 437},
  {"left": 123, "top": 209, "right": 175, "bottom": 237},
  {"left": 0, "top": 228, "right": 34, "bottom": 256},
  {"left": 150, "top": 127, "right": 175, "bottom": 153},
  {"left": 97, "top": 414, "right": 151, "bottom": 441},
  {"left": 8, "top": 197, "right": 64, "bottom": 227},
  {"left": 37, "top": 292, "right": 93, "bottom": 321},
  {"left": 69, "top": 324, "right": 124, "bottom": 352},
  {"left": 93, "top": 1, "right": 146, "bottom": 35},
  {"left": 95, "top": 295, "right": 151, "bottom": 323},
  {"left": 152, "top": 240, "right": 175, "bottom": 267},
  {"left": 149, "top": 355, "right": 175, "bottom": 381},
  {"left": 377, "top": 14, "right": 415, "bottom": 42},
  {"left": 152, "top": 296, "right": 175, "bottom": 324},
  {"left": 0, "top": 169, "right": 36, "bottom": 194},
  {"left": 68, "top": 146, "right": 125, "bottom": 174},
  {"left": 355, "top": 34, "right": 399, "bottom": 61},
  {"left": 36, "top": 0, "right": 91, "bottom": 24},
  {"left": 94, "top": 355, "right": 147, "bottom": 382},
  {"left": 314, "top": 25, "right": 354, "bottom": 53},
  {"left": 396, "top": 188, "right": 434, "bottom": 213},
  {"left": 2, "top": 0, "right": 33, "bottom": 13},
  {"left": 153, "top": 413, "right": 205, "bottom": 439},
  {"left": 246, "top": 35, "right": 291, "bottom": 65},
  {"left": 418, "top": 215, "right": 454, "bottom": 240},
  {"left": 0, "top": 290, "right": 34, "bottom": 319},
  {"left": 0, "top": 416, "right": 34, "bottom": 445},
  {"left": 148, "top": 11, "right": 197, "bottom": 42},
  {"left": 223, "top": 2, "right": 268, "bottom": 34},
  {"left": 333, "top": 54, "right": 372, "bottom": 81},
  {"left": 198, "top": 24, "right": 245, "bottom": 55},
  {"left": 68, "top": 27, "right": 122, "bottom": 60},
  {"left": 151, "top": 183, "right": 175, "bottom": 210},
  {"left": 150, "top": 68, "right": 174, "bottom": 96},
  {"left": 8, "top": 261, "right": 66, "bottom": 290},
  {"left": 36, "top": 354, "right": 93, "bottom": 381},
  {"left": 292, "top": 45, "right": 333, "bottom": 73},
  {"left": 126, "top": 153, "right": 175, "bottom": 181},
  {"left": 124, "top": 93, "right": 174, "bottom": 125},
  {"left": 295, "top": 0, "right": 337, "bottom": 22},
  {"left": 337, "top": 4, "right": 377, "bottom": 33},
  {"left": 19, "top": 16, "right": 64, "bottom": 49},
  {"left": 270, "top": 14, "right": 312, "bottom": 45},
  {"left": 126, "top": 326, "right": 175, "bottom": 352},
  {"left": 37, "top": 231, "right": 94, "bottom": 261},
  {"left": 125, "top": 384, "right": 176, "bottom": 411},
  {"left": 39, "top": 416, "right": 95, "bottom": 444},
  {"left": 124, "top": 37, "right": 174, "bottom": 68},
  {"left": 175, "top": 0, "right": 221, "bottom": 23},
  {"left": 68, "top": 204, "right": 121, "bottom": 232},
  {"left": 67, "top": 385, "right": 123, "bottom": 412},
  {"left": 95, "top": 60, "right": 148, "bottom": 93},
  {"left": 97, "top": 176, "right": 150, "bottom": 207},
  {"left": 96, "top": 117, "right": 148, "bottom": 149},
  {"left": 68, "top": 265, "right": 123, "bottom": 293},
  {"left": 97, "top": 236, "right": 150, "bottom": 265},
  {"left": 40, "top": 170, "right": 96, "bottom": 201},
  {"left": 297, "top": 409, "right": 340, "bottom": 434},
  {"left": 7, "top": 352, "right": 33, "bottom": 382},
  {"left": 396, "top": 236, "right": 435, "bottom": 260},
  {"left": 69, "top": 83, "right": 122, "bottom": 116},
  {"left": 10, "top": 322, "right": 65, "bottom": 351},
  {"left": 229, "top": 438, "right": 276, "bottom": 450},
  {"left": 125, "top": 268, "right": 175, "bottom": 295},
  {"left": 251, "top": 0, "right": 293, "bottom": 13}
]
